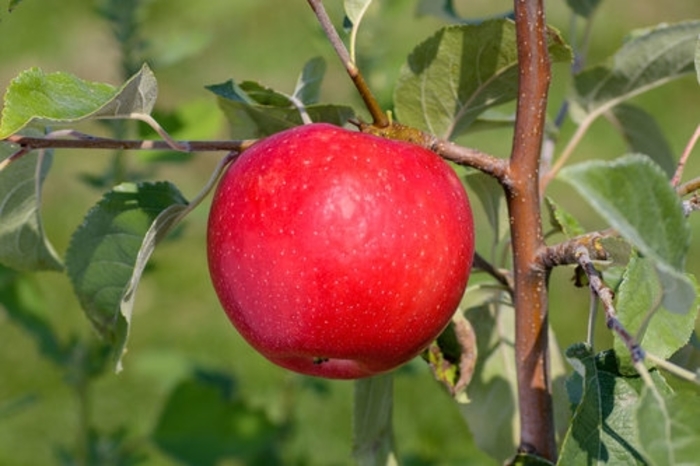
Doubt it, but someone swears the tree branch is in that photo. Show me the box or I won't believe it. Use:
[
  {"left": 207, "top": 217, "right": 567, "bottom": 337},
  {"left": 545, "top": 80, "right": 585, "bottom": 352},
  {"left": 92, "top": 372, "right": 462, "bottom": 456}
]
[
  {"left": 306, "top": 0, "right": 389, "bottom": 127},
  {"left": 507, "top": 0, "right": 555, "bottom": 459},
  {"left": 3, "top": 134, "right": 253, "bottom": 152}
]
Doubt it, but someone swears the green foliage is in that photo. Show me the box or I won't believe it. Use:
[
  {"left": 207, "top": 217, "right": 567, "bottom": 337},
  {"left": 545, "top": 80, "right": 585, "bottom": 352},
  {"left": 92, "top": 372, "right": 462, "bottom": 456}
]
[
  {"left": 393, "top": 20, "right": 571, "bottom": 140},
  {"left": 1, "top": 2, "right": 700, "bottom": 465},
  {"left": 564, "top": 0, "right": 602, "bottom": 18},
  {"left": 636, "top": 389, "right": 700, "bottom": 465},
  {"left": 614, "top": 256, "right": 698, "bottom": 373},
  {"left": 0, "top": 64, "right": 157, "bottom": 139},
  {"left": 545, "top": 197, "right": 585, "bottom": 238},
  {"left": 207, "top": 57, "right": 355, "bottom": 139},
  {"left": 607, "top": 104, "right": 676, "bottom": 177},
  {"left": 152, "top": 369, "right": 285, "bottom": 465},
  {"left": 352, "top": 374, "right": 397, "bottom": 466},
  {"left": 0, "top": 146, "right": 62, "bottom": 271},
  {"left": 571, "top": 21, "right": 700, "bottom": 123},
  {"left": 559, "top": 344, "right": 673, "bottom": 464},
  {"left": 559, "top": 155, "right": 694, "bottom": 314},
  {"left": 65, "top": 181, "right": 188, "bottom": 369}
]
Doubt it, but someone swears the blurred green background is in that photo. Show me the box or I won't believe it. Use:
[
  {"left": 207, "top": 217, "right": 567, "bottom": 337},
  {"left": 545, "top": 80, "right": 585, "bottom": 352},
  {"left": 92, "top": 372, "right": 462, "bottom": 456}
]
[{"left": 1, "top": 0, "right": 700, "bottom": 465}]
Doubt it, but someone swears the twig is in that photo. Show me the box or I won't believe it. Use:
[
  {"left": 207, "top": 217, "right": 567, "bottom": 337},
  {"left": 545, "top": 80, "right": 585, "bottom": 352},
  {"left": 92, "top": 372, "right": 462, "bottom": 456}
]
[
  {"left": 574, "top": 246, "right": 645, "bottom": 364},
  {"left": 540, "top": 117, "right": 590, "bottom": 195},
  {"left": 671, "top": 123, "right": 700, "bottom": 187},
  {"left": 306, "top": 0, "right": 389, "bottom": 127},
  {"left": 472, "top": 252, "right": 514, "bottom": 295},
  {"left": 646, "top": 352, "right": 700, "bottom": 384}
]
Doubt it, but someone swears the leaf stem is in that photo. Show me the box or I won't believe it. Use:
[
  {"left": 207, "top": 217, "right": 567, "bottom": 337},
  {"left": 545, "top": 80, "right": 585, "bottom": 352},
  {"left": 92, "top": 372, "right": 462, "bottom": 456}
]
[
  {"left": 646, "top": 352, "right": 700, "bottom": 384},
  {"left": 672, "top": 122, "right": 700, "bottom": 187},
  {"left": 540, "top": 115, "right": 592, "bottom": 195},
  {"left": 306, "top": 0, "right": 389, "bottom": 127}
]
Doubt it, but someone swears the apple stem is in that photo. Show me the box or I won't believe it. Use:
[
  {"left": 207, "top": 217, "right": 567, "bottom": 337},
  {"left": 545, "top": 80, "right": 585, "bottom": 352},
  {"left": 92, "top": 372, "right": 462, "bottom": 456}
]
[{"left": 306, "top": 0, "right": 390, "bottom": 128}]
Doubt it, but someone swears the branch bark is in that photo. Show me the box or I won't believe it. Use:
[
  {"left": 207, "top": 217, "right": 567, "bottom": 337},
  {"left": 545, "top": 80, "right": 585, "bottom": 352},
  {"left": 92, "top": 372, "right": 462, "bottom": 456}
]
[{"left": 507, "top": 0, "right": 556, "bottom": 459}]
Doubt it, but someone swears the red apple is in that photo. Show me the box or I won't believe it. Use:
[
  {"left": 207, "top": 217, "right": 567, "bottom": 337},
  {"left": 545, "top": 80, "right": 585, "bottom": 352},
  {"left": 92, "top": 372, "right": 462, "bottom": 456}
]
[{"left": 207, "top": 123, "right": 474, "bottom": 379}]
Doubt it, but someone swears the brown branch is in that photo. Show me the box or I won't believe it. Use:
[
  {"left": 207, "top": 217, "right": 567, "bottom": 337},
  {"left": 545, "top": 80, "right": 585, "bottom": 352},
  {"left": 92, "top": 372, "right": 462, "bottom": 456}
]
[
  {"left": 3, "top": 135, "right": 253, "bottom": 152},
  {"left": 574, "top": 246, "right": 645, "bottom": 364},
  {"left": 356, "top": 121, "right": 508, "bottom": 180},
  {"left": 537, "top": 233, "right": 608, "bottom": 269},
  {"left": 307, "top": 0, "right": 389, "bottom": 128},
  {"left": 507, "top": 0, "right": 556, "bottom": 460}
]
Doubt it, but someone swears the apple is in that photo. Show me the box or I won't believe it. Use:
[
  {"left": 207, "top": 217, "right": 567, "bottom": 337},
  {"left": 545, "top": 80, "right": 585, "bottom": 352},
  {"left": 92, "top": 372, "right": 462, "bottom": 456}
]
[{"left": 207, "top": 123, "right": 474, "bottom": 379}]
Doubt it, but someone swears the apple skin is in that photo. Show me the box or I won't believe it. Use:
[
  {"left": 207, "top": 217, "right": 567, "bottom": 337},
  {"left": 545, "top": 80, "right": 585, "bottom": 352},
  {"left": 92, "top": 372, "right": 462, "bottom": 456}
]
[{"left": 207, "top": 123, "right": 474, "bottom": 379}]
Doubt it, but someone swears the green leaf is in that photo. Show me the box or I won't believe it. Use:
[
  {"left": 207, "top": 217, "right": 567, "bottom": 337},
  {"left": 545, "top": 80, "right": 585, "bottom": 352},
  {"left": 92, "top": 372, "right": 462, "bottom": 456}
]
[
  {"left": 545, "top": 197, "right": 585, "bottom": 238},
  {"left": 352, "top": 373, "right": 398, "bottom": 466},
  {"left": 344, "top": 0, "right": 373, "bottom": 63},
  {"left": 559, "top": 155, "right": 694, "bottom": 313},
  {"left": 344, "top": 0, "right": 372, "bottom": 26},
  {"left": 457, "top": 300, "right": 569, "bottom": 464},
  {"left": 614, "top": 255, "right": 699, "bottom": 373},
  {"left": 0, "top": 64, "right": 157, "bottom": 138},
  {"left": 208, "top": 80, "right": 355, "bottom": 139},
  {"left": 564, "top": 0, "right": 602, "bottom": 18},
  {"left": 394, "top": 20, "right": 571, "bottom": 140},
  {"left": 7, "top": 0, "right": 24, "bottom": 12},
  {"left": 573, "top": 21, "right": 700, "bottom": 121},
  {"left": 292, "top": 56, "right": 326, "bottom": 105},
  {"left": 558, "top": 344, "right": 673, "bottom": 465},
  {"left": 415, "top": 0, "right": 514, "bottom": 25},
  {"left": 65, "top": 181, "right": 188, "bottom": 370},
  {"left": 464, "top": 170, "right": 507, "bottom": 243},
  {"left": 636, "top": 389, "right": 700, "bottom": 465},
  {"left": 607, "top": 104, "right": 676, "bottom": 178},
  {"left": 153, "top": 369, "right": 283, "bottom": 465},
  {"left": 457, "top": 303, "right": 517, "bottom": 462},
  {"left": 0, "top": 147, "right": 62, "bottom": 272}
]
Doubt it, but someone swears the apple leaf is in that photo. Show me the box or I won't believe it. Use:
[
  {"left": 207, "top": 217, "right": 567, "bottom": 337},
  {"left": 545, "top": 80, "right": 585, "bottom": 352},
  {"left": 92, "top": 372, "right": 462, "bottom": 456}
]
[
  {"left": 614, "top": 255, "right": 698, "bottom": 374},
  {"left": 464, "top": 170, "right": 508, "bottom": 244},
  {"left": 65, "top": 181, "right": 189, "bottom": 370},
  {"left": 572, "top": 21, "right": 700, "bottom": 123},
  {"left": 153, "top": 369, "right": 283, "bottom": 465},
  {"left": 607, "top": 104, "right": 676, "bottom": 178},
  {"left": 559, "top": 155, "right": 694, "bottom": 314},
  {"left": 394, "top": 20, "right": 571, "bottom": 140},
  {"left": 563, "top": 0, "right": 602, "bottom": 18},
  {"left": 352, "top": 373, "right": 397, "bottom": 466},
  {"left": 456, "top": 298, "right": 569, "bottom": 464},
  {"left": 344, "top": 0, "right": 372, "bottom": 27},
  {"left": 545, "top": 197, "right": 585, "bottom": 238},
  {"left": 7, "top": 0, "right": 24, "bottom": 12},
  {"left": 208, "top": 79, "right": 355, "bottom": 139},
  {"left": 636, "top": 388, "right": 700, "bottom": 465},
  {"left": 0, "top": 145, "right": 62, "bottom": 272},
  {"left": 558, "top": 344, "right": 673, "bottom": 465},
  {"left": 292, "top": 56, "right": 326, "bottom": 106},
  {"left": 415, "top": 0, "right": 514, "bottom": 25},
  {"left": 0, "top": 64, "right": 157, "bottom": 139}
]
